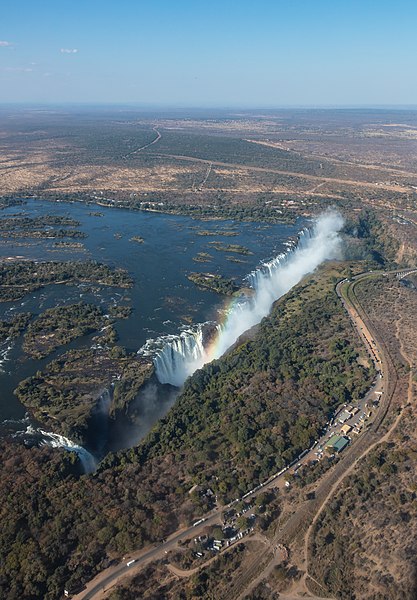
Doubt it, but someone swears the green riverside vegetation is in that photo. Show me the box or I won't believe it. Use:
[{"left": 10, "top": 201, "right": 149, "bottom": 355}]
[
  {"left": 0, "top": 261, "right": 375, "bottom": 599},
  {"left": 15, "top": 347, "right": 154, "bottom": 443},
  {"left": 207, "top": 241, "right": 253, "bottom": 255},
  {"left": 22, "top": 302, "right": 105, "bottom": 359},
  {"left": 0, "top": 312, "right": 32, "bottom": 343},
  {"left": 119, "top": 263, "right": 374, "bottom": 503},
  {"left": 0, "top": 215, "right": 80, "bottom": 230},
  {"left": 0, "top": 260, "right": 132, "bottom": 302},
  {"left": 1, "top": 210, "right": 396, "bottom": 599},
  {"left": 187, "top": 272, "right": 239, "bottom": 295}
]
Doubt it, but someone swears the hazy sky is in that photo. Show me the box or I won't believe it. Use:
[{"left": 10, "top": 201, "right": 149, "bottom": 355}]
[{"left": 0, "top": 0, "right": 416, "bottom": 106}]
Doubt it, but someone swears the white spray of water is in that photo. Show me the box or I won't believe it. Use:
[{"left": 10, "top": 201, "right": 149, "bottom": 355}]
[
  {"left": 150, "top": 211, "right": 344, "bottom": 386},
  {"left": 16, "top": 425, "right": 97, "bottom": 473},
  {"left": 39, "top": 429, "right": 97, "bottom": 472},
  {"left": 213, "top": 210, "right": 344, "bottom": 358},
  {"left": 141, "top": 325, "right": 208, "bottom": 387},
  {"left": 0, "top": 339, "right": 13, "bottom": 373}
]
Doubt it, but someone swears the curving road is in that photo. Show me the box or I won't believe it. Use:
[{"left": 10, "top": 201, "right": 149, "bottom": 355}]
[
  {"left": 73, "top": 509, "right": 222, "bottom": 599},
  {"left": 234, "top": 268, "right": 414, "bottom": 599},
  {"left": 74, "top": 268, "right": 414, "bottom": 600}
]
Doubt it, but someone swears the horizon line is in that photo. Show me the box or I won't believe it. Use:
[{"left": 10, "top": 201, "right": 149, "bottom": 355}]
[{"left": 0, "top": 102, "right": 417, "bottom": 111}]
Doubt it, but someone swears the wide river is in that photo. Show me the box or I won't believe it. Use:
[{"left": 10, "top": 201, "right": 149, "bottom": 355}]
[{"left": 0, "top": 199, "right": 305, "bottom": 440}]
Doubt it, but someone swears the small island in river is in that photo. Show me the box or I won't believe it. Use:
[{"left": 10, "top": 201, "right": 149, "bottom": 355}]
[
  {"left": 15, "top": 347, "right": 155, "bottom": 444},
  {"left": 187, "top": 272, "right": 240, "bottom": 295},
  {"left": 22, "top": 302, "right": 106, "bottom": 359},
  {"left": 207, "top": 241, "right": 253, "bottom": 255}
]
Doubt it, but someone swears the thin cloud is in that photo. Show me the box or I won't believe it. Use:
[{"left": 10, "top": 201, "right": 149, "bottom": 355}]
[
  {"left": 0, "top": 41, "right": 13, "bottom": 47},
  {"left": 60, "top": 48, "right": 78, "bottom": 54},
  {"left": 1, "top": 66, "right": 33, "bottom": 72}
]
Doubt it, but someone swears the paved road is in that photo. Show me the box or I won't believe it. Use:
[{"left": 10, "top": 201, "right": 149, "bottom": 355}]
[
  {"left": 228, "top": 271, "right": 398, "bottom": 599},
  {"left": 74, "top": 268, "right": 414, "bottom": 600},
  {"left": 74, "top": 510, "right": 222, "bottom": 599}
]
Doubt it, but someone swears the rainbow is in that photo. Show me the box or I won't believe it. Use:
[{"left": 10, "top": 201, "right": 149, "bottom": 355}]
[{"left": 148, "top": 210, "right": 344, "bottom": 387}]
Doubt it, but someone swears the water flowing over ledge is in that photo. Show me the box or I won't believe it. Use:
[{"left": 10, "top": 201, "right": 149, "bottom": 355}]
[
  {"left": 142, "top": 211, "right": 344, "bottom": 387},
  {"left": 13, "top": 425, "right": 97, "bottom": 472},
  {"left": 38, "top": 428, "right": 97, "bottom": 472}
]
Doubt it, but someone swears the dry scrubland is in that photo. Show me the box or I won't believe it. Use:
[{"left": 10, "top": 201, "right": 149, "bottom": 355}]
[
  {"left": 308, "top": 274, "right": 417, "bottom": 600},
  {"left": 1, "top": 108, "right": 417, "bottom": 224},
  {"left": 1, "top": 108, "right": 417, "bottom": 600}
]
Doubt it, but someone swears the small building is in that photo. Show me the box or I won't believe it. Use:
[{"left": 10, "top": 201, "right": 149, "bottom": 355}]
[
  {"left": 338, "top": 410, "right": 351, "bottom": 423},
  {"left": 325, "top": 435, "right": 349, "bottom": 454},
  {"left": 334, "top": 436, "right": 349, "bottom": 453},
  {"left": 341, "top": 424, "right": 352, "bottom": 435},
  {"left": 326, "top": 434, "right": 341, "bottom": 448}
]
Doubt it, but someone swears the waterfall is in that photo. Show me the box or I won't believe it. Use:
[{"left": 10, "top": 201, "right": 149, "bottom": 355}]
[
  {"left": 246, "top": 228, "right": 309, "bottom": 289},
  {"left": 39, "top": 429, "right": 97, "bottom": 473},
  {"left": 15, "top": 425, "right": 97, "bottom": 473},
  {"left": 140, "top": 325, "right": 208, "bottom": 387},
  {"left": 143, "top": 211, "right": 344, "bottom": 388}
]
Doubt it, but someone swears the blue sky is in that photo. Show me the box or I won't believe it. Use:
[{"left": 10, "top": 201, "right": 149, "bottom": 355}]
[{"left": 0, "top": 0, "right": 416, "bottom": 106}]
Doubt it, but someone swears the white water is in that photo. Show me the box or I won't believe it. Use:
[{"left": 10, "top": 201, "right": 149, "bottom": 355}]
[
  {"left": 140, "top": 324, "right": 209, "bottom": 387},
  {"left": 0, "top": 339, "right": 13, "bottom": 373},
  {"left": 15, "top": 425, "right": 97, "bottom": 473},
  {"left": 39, "top": 429, "right": 97, "bottom": 472},
  {"left": 149, "top": 211, "right": 344, "bottom": 387}
]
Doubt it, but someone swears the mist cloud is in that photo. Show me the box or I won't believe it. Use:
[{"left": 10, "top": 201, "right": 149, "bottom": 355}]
[
  {"left": 208, "top": 210, "right": 344, "bottom": 360},
  {"left": 154, "top": 210, "right": 345, "bottom": 386}
]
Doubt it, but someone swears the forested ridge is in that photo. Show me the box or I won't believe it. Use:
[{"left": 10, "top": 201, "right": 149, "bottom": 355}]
[
  {"left": 0, "top": 263, "right": 374, "bottom": 598},
  {"left": 117, "top": 264, "right": 373, "bottom": 502}
]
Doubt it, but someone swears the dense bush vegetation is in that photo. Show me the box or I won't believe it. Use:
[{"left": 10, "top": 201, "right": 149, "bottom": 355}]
[
  {"left": 23, "top": 302, "right": 105, "bottom": 358},
  {"left": 343, "top": 209, "right": 400, "bottom": 266},
  {"left": 0, "top": 441, "right": 182, "bottom": 600},
  {"left": 0, "top": 260, "right": 132, "bottom": 301},
  {"left": 145, "top": 130, "right": 328, "bottom": 175},
  {"left": 0, "top": 264, "right": 374, "bottom": 598},
  {"left": 15, "top": 348, "right": 154, "bottom": 442},
  {"left": 0, "top": 215, "right": 80, "bottom": 230},
  {"left": 207, "top": 241, "right": 253, "bottom": 254},
  {"left": 1, "top": 228, "right": 87, "bottom": 239},
  {"left": 187, "top": 272, "right": 239, "bottom": 295},
  {"left": 0, "top": 312, "right": 31, "bottom": 343},
  {"left": 105, "top": 265, "right": 373, "bottom": 505}
]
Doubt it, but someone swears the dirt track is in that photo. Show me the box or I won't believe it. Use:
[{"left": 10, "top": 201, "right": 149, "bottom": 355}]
[
  {"left": 229, "top": 271, "right": 408, "bottom": 599},
  {"left": 149, "top": 152, "right": 412, "bottom": 193},
  {"left": 74, "top": 269, "right": 413, "bottom": 600}
]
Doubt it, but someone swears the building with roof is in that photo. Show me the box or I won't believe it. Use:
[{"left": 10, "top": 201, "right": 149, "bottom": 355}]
[
  {"left": 338, "top": 410, "right": 352, "bottom": 423},
  {"left": 325, "top": 435, "right": 349, "bottom": 453}
]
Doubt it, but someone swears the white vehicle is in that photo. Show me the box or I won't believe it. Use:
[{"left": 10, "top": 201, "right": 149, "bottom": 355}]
[{"left": 126, "top": 559, "right": 136, "bottom": 567}]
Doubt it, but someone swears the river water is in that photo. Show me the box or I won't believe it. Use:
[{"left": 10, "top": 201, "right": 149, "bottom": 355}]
[{"left": 0, "top": 198, "right": 304, "bottom": 440}]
